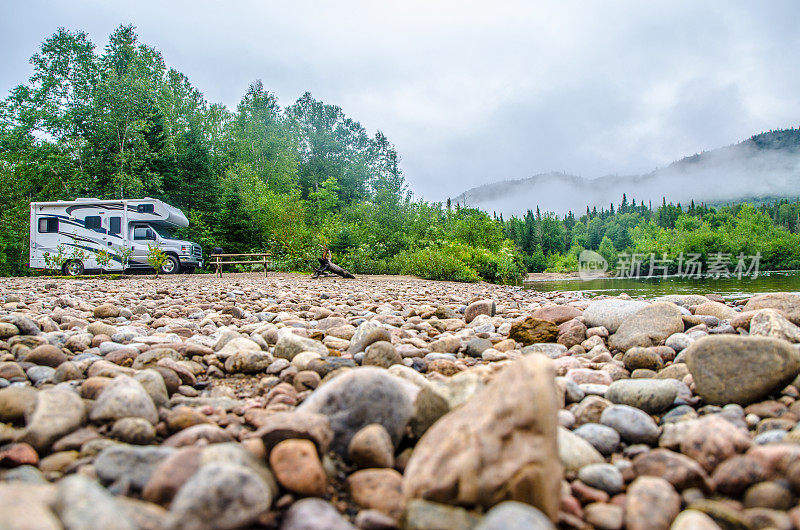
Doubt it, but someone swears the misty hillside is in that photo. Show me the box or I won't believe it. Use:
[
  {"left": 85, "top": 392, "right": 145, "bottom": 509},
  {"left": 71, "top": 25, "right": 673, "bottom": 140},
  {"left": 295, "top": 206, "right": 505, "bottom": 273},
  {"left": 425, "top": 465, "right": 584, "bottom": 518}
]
[{"left": 453, "top": 128, "right": 800, "bottom": 216}]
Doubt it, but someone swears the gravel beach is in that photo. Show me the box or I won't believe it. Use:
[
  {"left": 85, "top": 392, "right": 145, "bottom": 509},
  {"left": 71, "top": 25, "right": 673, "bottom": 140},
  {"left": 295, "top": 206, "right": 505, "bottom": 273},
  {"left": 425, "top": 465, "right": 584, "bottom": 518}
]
[{"left": 1, "top": 272, "right": 800, "bottom": 529}]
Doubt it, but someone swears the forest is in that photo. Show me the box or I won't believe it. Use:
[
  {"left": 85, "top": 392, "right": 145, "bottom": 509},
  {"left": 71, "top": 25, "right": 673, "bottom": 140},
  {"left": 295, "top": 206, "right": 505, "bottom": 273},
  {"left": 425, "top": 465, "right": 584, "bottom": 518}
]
[
  {"left": 502, "top": 197, "right": 800, "bottom": 274},
  {"left": 1, "top": 26, "right": 799, "bottom": 283}
]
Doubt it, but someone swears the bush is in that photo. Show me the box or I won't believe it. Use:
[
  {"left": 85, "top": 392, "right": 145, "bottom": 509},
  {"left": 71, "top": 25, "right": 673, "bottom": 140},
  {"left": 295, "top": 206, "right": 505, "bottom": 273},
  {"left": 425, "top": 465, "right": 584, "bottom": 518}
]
[
  {"left": 391, "top": 247, "right": 481, "bottom": 283},
  {"left": 524, "top": 246, "right": 547, "bottom": 273},
  {"left": 95, "top": 249, "right": 113, "bottom": 270},
  {"left": 441, "top": 241, "right": 526, "bottom": 284},
  {"left": 337, "top": 240, "right": 526, "bottom": 284},
  {"left": 147, "top": 244, "right": 168, "bottom": 276},
  {"left": 545, "top": 252, "right": 579, "bottom": 272},
  {"left": 42, "top": 244, "right": 68, "bottom": 273},
  {"left": 340, "top": 244, "right": 397, "bottom": 275}
]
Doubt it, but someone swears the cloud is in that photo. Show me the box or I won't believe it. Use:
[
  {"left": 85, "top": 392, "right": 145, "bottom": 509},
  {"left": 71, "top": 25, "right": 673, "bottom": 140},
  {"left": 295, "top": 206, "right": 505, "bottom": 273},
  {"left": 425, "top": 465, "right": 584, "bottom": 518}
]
[{"left": 2, "top": 1, "right": 799, "bottom": 202}]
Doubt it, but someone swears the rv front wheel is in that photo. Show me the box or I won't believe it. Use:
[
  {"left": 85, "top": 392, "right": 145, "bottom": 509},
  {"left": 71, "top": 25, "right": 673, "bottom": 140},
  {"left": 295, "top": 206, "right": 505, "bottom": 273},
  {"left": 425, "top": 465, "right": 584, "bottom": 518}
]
[
  {"left": 160, "top": 255, "right": 180, "bottom": 275},
  {"left": 63, "top": 260, "right": 84, "bottom": 276}
]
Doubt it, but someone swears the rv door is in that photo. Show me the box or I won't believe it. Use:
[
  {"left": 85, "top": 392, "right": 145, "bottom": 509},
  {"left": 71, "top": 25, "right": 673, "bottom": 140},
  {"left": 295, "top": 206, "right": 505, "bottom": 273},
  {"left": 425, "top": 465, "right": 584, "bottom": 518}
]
[
  {"left": 104, "top": 214, "right": 124, "bottom": 271},
  {"left": 130, "top": 224, "right": 157, "bottom": 266}
]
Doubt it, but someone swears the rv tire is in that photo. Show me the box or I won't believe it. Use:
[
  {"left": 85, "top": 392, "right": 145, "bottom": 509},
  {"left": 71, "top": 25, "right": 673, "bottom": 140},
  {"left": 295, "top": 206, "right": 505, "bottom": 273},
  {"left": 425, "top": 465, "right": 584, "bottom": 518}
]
[
  {"left": 63, "top": 260, "right": 85, "bottom": 277},
  {"left": 161, "top": 255, "right": 180, "bottom": 275}
]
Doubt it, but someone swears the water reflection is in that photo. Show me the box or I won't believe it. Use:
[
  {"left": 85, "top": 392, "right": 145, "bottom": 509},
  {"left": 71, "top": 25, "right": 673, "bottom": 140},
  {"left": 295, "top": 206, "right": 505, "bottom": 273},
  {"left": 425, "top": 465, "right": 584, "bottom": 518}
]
[{"left": 524, "top": 270, "right": 800, "bottom": 299}]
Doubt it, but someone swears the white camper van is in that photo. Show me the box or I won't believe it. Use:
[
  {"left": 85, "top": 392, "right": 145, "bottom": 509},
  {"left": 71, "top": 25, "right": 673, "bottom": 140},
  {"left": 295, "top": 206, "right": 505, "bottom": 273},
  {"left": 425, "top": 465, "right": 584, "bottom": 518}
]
[{"left": 29, "top": 198, "right": 203, "bottom": 275}]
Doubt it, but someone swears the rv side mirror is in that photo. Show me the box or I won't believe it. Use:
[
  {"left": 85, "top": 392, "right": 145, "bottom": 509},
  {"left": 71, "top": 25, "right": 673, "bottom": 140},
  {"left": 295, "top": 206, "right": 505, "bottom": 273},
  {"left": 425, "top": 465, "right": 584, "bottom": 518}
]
[{"left": 147, "top": 229, "right": 156, "bottom": 240}]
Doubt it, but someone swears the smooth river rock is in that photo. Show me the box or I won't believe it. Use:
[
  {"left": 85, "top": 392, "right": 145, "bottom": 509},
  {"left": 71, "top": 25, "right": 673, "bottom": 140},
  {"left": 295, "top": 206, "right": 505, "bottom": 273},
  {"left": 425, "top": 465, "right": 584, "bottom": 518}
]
[
  {"left": 749, "top": 309, "right": 800, "bottom": 343},
  {"left": 625, "top": 476, "right": 681, "bottom": 530},
  {"left": 600, "top": 404, "right": 660, "bottom": 445},
  {"left": 694, "top": 301, "right": 737, "bottom": 320},
  {"left": 583, "top": 299, "right": 649, "bottom": 333},
  {"left": 685, "top": 335, "right": 800, "bottom": 405},
  {"left": 54, "top": 474, "right": 136, "bottom": 530},
  {"left": 347, "top": 322, "right": 392, "bottom": 355},
  {"left": 281, "top": 498, "right": 355, "bottom": 530},
  {"left": 508, "top": 317, "right": 559, "bottom": 345},
  {"left": 474, "top": 501, "right": 555, "bottom": 530},
  {"left": 403, "top": 354, "right": 562, "bottom": 520},
  {"left": 743, "top": 292, "right": 800, "bottom": 314},
  {"left": 605, "top": 378, "right": 678, "bottom": 414},
  {"left": 89, "top": 375, "right": 159, "bottom": 425},
  {"left": 19, "top": 387, "right": 85, "bottom": 452},
  {"left": 274, "top": 330, "right": 328, "bottom": 360},
  {"left": 165, "top": 463, "right": 272, "bottom": 530},
  {"left": 609, "top": 303, "right": 684, "bottom": 351},
  {"left": 298, "top": 367, "right": 418, "bottom": 455},
  {"left": 557, "top": 426, "right": 604, "bottom": 473},
  {"left": 95, "top": 445, "right": 176, "bottom": 490}
]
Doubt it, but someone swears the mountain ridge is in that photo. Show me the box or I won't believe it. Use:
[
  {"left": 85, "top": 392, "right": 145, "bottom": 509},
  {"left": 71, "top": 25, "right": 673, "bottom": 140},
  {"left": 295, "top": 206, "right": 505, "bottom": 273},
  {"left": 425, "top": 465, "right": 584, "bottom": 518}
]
[{"left": 453, "top": 128, "right": 800, "bottom": 216}]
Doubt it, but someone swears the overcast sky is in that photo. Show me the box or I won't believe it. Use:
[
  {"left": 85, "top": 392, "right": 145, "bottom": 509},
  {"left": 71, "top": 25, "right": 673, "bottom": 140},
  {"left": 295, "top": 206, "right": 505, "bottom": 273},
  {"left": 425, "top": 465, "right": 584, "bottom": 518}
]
[{"left": 3, "top": 1, "right": 799, "bottom": 201}]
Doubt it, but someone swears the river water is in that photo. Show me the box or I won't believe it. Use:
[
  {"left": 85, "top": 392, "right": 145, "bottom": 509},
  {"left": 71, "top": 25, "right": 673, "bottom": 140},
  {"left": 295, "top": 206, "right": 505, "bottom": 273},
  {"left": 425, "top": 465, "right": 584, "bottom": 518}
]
[{"left": 524, "top": 270, "right": 800, "bottom": 299}]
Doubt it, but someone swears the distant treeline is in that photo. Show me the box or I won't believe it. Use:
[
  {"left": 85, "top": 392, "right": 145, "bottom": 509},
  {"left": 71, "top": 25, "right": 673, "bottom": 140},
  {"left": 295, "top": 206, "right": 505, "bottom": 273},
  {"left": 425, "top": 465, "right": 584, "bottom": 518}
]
[{"left": 499, "top": 196, "right": 800, "bottom": 273}]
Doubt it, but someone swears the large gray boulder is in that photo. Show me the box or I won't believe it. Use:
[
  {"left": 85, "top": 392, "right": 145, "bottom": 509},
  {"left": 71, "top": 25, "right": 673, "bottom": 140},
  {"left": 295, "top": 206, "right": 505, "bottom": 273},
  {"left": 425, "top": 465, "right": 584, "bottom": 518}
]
[
  {"left": 583, "top": 300, "right": 649, "bottom": 333},
  {"left": 608, "top": 303, "right": 684, "bottom": 351},
  {"left": 685, "top": 335, "right": 800, "bottom": 405},
  {"left": 298, "top": 367, "right": 418, "bottom": 455}
]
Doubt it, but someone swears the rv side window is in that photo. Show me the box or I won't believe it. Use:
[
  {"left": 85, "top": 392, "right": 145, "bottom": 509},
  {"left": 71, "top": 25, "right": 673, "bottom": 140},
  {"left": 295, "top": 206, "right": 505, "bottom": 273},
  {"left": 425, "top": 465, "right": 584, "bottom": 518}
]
[
  {"left": 133, "top": 227, "right": 155, "bottom": 240},
  {"left": 109, "top": 217, "right": 121, "bottom": 235},
  {"left": 137, "top": 204, "right": 155, "bottom": 214},
  {"left": 38, "top": 218, "right": 59, "bottom": 233},
  {"left": 85, "top": 216, "right": 101, "bottom": 230}
]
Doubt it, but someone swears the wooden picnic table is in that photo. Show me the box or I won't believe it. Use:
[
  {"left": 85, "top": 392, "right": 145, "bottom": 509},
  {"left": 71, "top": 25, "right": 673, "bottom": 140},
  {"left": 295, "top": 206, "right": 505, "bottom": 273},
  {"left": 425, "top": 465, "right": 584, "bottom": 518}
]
[{"left": 211, "top": 253, "right": 271, "bottom": 278}]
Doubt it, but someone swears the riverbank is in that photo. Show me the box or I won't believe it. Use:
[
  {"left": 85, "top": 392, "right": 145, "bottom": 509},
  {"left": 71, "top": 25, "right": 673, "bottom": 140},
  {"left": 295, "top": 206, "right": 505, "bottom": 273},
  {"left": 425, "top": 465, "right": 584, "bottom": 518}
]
[
  {"left": 527, "top": 271, "right": 587, "bottom": 281},
  {"left": 1, "top": 273, "right": 800, "bottom": 529}
]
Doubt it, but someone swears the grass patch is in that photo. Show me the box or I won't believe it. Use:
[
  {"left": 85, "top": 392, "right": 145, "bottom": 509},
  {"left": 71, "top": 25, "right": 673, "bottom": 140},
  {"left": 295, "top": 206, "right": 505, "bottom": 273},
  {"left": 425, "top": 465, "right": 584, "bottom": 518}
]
[{"left": 42, "top": 274, "right": 126, "bottom": 280}]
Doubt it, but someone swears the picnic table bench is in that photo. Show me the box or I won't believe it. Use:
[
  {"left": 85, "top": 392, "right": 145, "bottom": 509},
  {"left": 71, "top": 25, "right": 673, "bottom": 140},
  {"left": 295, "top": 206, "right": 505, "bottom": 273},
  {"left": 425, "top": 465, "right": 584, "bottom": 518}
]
[{"left": 210, "top": 253, "right": 271, "bottom": 278}]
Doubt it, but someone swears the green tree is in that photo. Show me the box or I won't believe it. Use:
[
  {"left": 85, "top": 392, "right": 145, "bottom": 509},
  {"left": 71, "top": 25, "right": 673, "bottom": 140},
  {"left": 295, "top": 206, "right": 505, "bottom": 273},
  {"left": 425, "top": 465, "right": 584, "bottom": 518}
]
[
  {"left": 587, "top": 217, "right": 604, "bottom": 249},
  {"left": 540, "top": 215, "right": 566, "bottom": 255},
  {"left": 230, "top": 81, "right": 297, "bottom": 192},
  {"left": 598, "top": 236, "right": 617, "bottom": 268},
  {"left": 163, "top": 124, "right": 219, "bottom": 213},
  {"left": 285, "top": 92, "right": 372, "bottom": 202},
  {"left": 525, "top": 246, "right": 547, "bottom": 272},
  {"left": 309, "top": 176, "right": 340, "bottom": 218},
  {"left": 215, "top": 169, "right": 264, "bottom": 253}
]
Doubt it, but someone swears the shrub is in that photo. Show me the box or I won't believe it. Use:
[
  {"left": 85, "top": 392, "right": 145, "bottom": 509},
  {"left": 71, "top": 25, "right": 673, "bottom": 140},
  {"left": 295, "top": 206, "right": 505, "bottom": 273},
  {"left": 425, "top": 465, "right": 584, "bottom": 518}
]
[
  {"left": 390, "top": 247, "right": 481, "bottom": 283},
  {"left": 95, "top": 249, "right": 113, "bottom": 270},
  {"left": 42, "top": 244, "right": 68, "bottom": 274},
  {"left": 340, "top": 244, "right": 398, "bottom": 275},
  {"left": 147, "top": 243, "right": 168, "bottom": 276},
  {"left": 337, "top": 240, "right": 526, "bottom": 284},
  {"left": 433, "top": 241, "right": 525, "bottom": 284},
  {"left": 524, "top": 246, "right": 548, "bottom": 272},
  {"left": 119, "top": 246, "right": 134, "bottom": 270},
  {"left": 545, "top": 252, "right": 579, "bottom": 272}
]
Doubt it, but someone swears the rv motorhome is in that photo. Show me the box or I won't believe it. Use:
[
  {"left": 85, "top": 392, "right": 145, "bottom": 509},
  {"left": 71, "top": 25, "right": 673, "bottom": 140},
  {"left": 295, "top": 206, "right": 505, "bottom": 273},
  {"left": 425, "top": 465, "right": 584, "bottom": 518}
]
[{"left": 29, "top": 198, "right": 203, "bottom": 275}]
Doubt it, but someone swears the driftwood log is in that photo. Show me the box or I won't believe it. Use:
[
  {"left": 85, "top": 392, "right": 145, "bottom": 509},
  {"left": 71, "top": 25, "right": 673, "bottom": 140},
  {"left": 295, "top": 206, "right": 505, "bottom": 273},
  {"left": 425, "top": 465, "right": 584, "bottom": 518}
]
[{"left": 312, "top": 247, "right": 355, "bottom": 279}]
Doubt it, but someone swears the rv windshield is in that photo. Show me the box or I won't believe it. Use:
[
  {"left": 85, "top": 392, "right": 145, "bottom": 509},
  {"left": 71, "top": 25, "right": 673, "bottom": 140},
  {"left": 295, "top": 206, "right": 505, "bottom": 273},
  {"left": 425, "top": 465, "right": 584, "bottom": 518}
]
[{"left": 150, "top": 225, "right": 175, "bottom": 239}]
